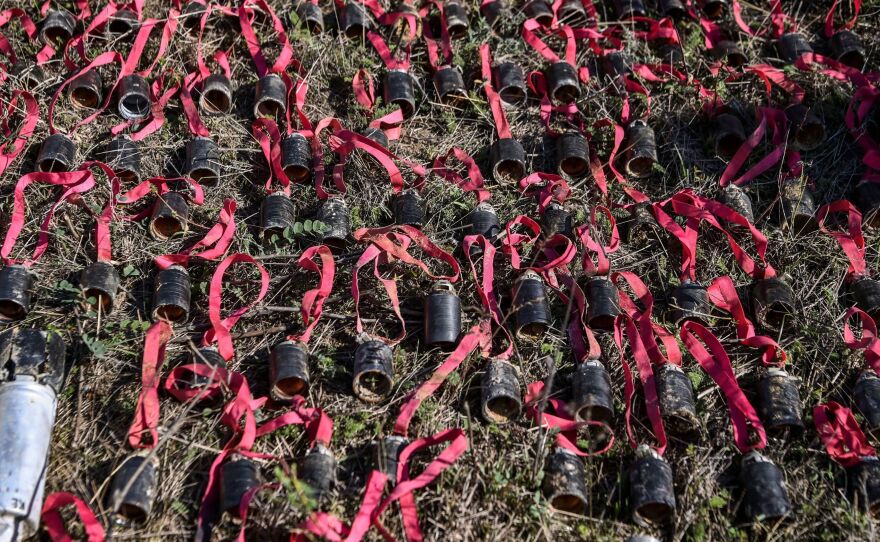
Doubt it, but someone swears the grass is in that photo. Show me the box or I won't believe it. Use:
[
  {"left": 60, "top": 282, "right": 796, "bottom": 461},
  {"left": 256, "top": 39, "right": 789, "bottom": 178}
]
[{"left": 2, "top": 0, "right": 880, "bottom": 540}]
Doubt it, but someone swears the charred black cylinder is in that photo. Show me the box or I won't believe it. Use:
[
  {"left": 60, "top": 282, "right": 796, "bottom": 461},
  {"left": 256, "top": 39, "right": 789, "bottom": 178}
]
[
  {"left": 785, "top": 104, "right": 825, "bottom": 152},
  {"left": 296, "top": 2, "right": 325, "bottom": 34},
  {"left": 481, "top": 358, "right": 522, "bottom": 424},
  {"left": 669, "top": 280, "right": 711, "bottom": 327},
  {"left": 830, "top": 30, "right": 866, "bottom": 71},
  {"left": 713, "top": 112, "right": 747, "bottom": 160},
  {"left": 740, "top": 451, "right": 792, "bottom": 522},
  {"left": 556, "top": 131, "right": 589, "bottom": 178},
  {"left": 200, "top": 73, "right": 233, "bottom": 115},
  {"left": 152, "top": 265, "right": 190, "bottom": 323},
  {"left": 489, "top": 138, "right": 526, "bottom": 183},
  {"left": 261, "top": 192, "right": 296, "bottom": 241},
  {"left": 757, "top": 368, "right": 803, "bottom": 437},
  {"left": 281, "top": 133, "right": 312, "bottom": 182},
  {"left": 317, "top": 197, "right": 350, "bottom": 251},
  {"left": 718, "top": 184, "right": 755, "bottom": 225},
  {"left": 469, "top": 202, "right": 501, "bottom": 241},
  {"left": 854, "top": 370, "right": 880, "bottom": 439},
  {"left": 602, "top": 51, "right": 631, "bottom": 96},
  {"left": 852, "top": 181, "right": 880, "bottom": 229},
  {"left": 69, "top": 70, "right": 103, "bottom": 110},
  {"left": 12, "top": 62, "right": 46, "bottom": 90},
  {"left": 40, "top": 9, "right": 76, "bottom": 46},
  {"left": 424, "top": 280, "right": 461, "bottom": 349},
  {"left": 494, "top": 61, "right": 527, "bottom": 106},
  {"left": 108, "top": 8, "right": 139, "bottom": 35},
  {"left": 181, "top": 346, "right": 227, "bottom": 390},
  {"left": 655, "top": 42, "right": 684, "bottom": 65},
  {"left": 433, "top": 66, "right": 467, "bottom": 106},
  {"left": 546, "top": 61, "right": 581, "bottom": 105},
  {"left": 103, "top": 135, "right": 141, "bottom": 183},
  {"left": 629, "top": 445, "right": 676, "bottom": 526},
  {"left": 571, "top": 359, "right": 614, "bottom": 424},
  {"left": 847, "top": 456, "right": 880, "bottom": 515},
  {"left": 613, "top": 0, "right": 647, "bottom": 19},
  {"left": 374, "top": 435, "right": 408, "bottom": 485},
  {"left": 383, "top": 70, "right": 416, "bottom": 119},
  {"left": 777, "top": 32, "right": 813, "bottom": 64},
  {"left": 700, "top": 0, "right": 728, "bottom": 19},
  {"left": 180, "top": 1, "right": 208, "bottom": 31},
  {"left": 37, "top": 133, "right": 77, "bottom": 172},
  {"left": 621, "top": 202, "right": 661, "bottom": 244},
  {"left": 558, "top": 0, "right": 590, "bottom": 27},
  {"left": 779, "top": 179, "right": 817, "bottom": 234},
  {"left": 80, "top": 261, "right": 120, "bottom": 314},
  {"left": 658, "top": 0, "right": 687, "bottom": 20},
  {"left": 254, "top": 73, "right": 287, "bottom": 119},
  {"left": 117, "top": 74, "right": 151, "bottom": 121},
  {"left": 361, "top": 126, "right": 389, "bottom": 147},
  {"left": 270, "top": 340, "right": 310, "bottom": 401},
  {"left": 655, "top": 363, "right": 700, "bottom": 437},
  {"left": 751, "top": 276, "right": 796, "bottom": 331},
  {"left": 221, "top": 456, "right": 261, "bottom": 518},
  {"left": 711, "top": 40, "right": 748, "bottom": 68},
  {"left": 542, "top": 202, "right": 573, "bottom": 239},
  {"left": 341, "top": 2, "right": 374, "bottom": 38},
  {"left": 513, "top": 270, "right": 551, "bottom": 340},
  {"left": 624, "top": 120, "right": 657, "bottom": 179},
  {"left": 300, "top": 445, "right": 336, "bottom": 499},
  {"left": 543, "top": 448, "right": 588, "bottom": 514},
  {"left": 0, "top": 265, "right": 35, "bottom": 321},
  {"left": 185, "top": 136, "right": 221, "bottom": 186},
  {"left": 106, "top": 453, "right": 158, "bottom": 523},
  {"left": 523, "top": 0, "right": 554, "bottom": 26},
  {"left": 444, "top": 0, "right": 468, "bottom": 39},
  {"left": 150, "top": 192, "right": 189, "bottom": 240},
  {"left": 392, "top": 189, "right": 425, "bottom": 227},
  {"left": 480, "top": 1, "right": 507, "bottom": 35},
  {"left": 851, "top": 277, "right": 880, "bottom": 322},
  {"left": 353, "top": 339, "right": 394, "bottom": 403},
  {"left": 586, "top": 276, "right": 620, "bottom": 332}
]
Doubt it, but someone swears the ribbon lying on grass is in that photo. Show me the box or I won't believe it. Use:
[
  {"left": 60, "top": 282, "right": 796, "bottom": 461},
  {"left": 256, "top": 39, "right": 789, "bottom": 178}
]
[{"left": 814, "top": 401, "right": 876, "bottom": 468}]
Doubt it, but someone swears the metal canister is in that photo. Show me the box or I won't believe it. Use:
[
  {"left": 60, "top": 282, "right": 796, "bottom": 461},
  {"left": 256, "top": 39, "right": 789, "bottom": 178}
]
[
  {"left": 489, "top": 138, "right": 526, "bottom": 183},
  {"left": 739, "top": 451, "right": 792, "bottom": 522},
  {"left": 543, "top": 447, "right": 588, "bottom": 514},
  {"left": 424, "top": 280, "right": 462, "bottom": 349},
  {"left": 352, "top": 339, "right": 394, "bottom": 403},
  {"left": 629, "top": 445, "right": 676, "bottom": 526},
  {"left": 481, "top": 359, "right": 522, "bottom": 424},
  {"left": 270, "top": 340, "right": 310, "bottom": 401}
]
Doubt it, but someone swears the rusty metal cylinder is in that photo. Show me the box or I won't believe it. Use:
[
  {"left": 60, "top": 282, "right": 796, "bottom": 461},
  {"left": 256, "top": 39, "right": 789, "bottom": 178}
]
[
  {"left": 375, "top": 435, "right": 408, "bottom": 485},
  {"left": 220, "top": 456, "right": 261, "bottom": 518},
  {"left": 481, "top": 358, "right": 522, "bottom": 424},
  {"left": 851, "top": 277, "right": 880, "bottom": 323},
  {"left": 658, "top": 0, "right": 687, "bottom": 20},
  {"left": 557, "top": 131, "right": 589, "bottom": 178},
  {"left": 353, "top": 339, "right": 394, "bottom": 403},
  {"left": 669, "top": 280, "right": 712, "bottom": 327},
  {"left": 317, "top": 197, "right": 350, "bottom": 251},
  {"left": 423, "top": 280, "right": 461, "bottom": 349},
  {"left": 543, "top": 448, "right": 588, "bottom": 514},
  {"left": 713, "top": 112, "right": 747, "bottom": 160},
  {"left": 152, "top": 265, "right": 190, "bottom": 323},
  {"left": 117, "top": 74, "right": 151, "bottom": 121},
  {"left": 270, "top": 340, "right": 310, "bottom": 401},
  {"left": 700, "top": 0, "right": 728, "bottom": 19},
  {"left": 104, "top": 135, "right": 141, "bottom": 183},
  {"left": 558, "top": 0, "right": 590, "bottom": 27},
  {"left": 392, "top": 189, "right": 424, "bottom": 227},
  {"left": 779, "top": 179, "right": 817, "bottom": 234},
  {"left": 40, "top": 9, "right": 76, "bottom": 46},
  {"left": 281, "top": 133, "right": 312, "bottom": 182},
  {"left": 200, "top": 73, "right": 233, "bottom": 115},
  {"left": 296, "top": 2, "right": 325, "bottom": 34},
  {"left": 740, "top": 451, "right": 792, "bottom": 522},
  {"left": 107, "top": 453, "right": 158, "bottom": 523},
  {"left": 150, "top": 192, "right": 189, "bottom": 240},
  {"left": 184, "top": 136, "right": 221, "bottom": 186},
  {"left": 718, "top": 184, "right": 755, "bottom": 225},
  {"left": 655, "top": 363, "right": 700, "bottom": 437},
  {"left": 80, "top": 261, "right": 120, "bottom": 314},
  {"left": 37, "top": 133, "right": 77, "bottom": 172},
  {"left": 253, "top": 73, "right": 287, "bottom": 119},
  {"left": 383, "top": 70, "right": 416, "bottom": 119},
  {"left": 108, "top": 9, "right": 139, "bottom": 35},
  {"left": 69, "top": 70, "right": 103, "bottom": 110},
  {"left": 624, "top": 120, "right": 657, "bottom": 179},
  {"left": 711, "top": 40, "right": 748, "bottom": 68},
  {"left": 542, "top": 202, "right": 573, "bottom": 239},
  {"left": 586, "top": 276, "right": 620, "bottom": 332},
  {"left": 785, "top": 104, "right": 825, "bottom": 151},
  {"left": 0, "top": 265, "right": 35, "bottom": 321},
  {"left": 855, "top": 369, "right": 880, "bottom": 439},
  {"left": 480, "top": 1, "right": 508, "bottom": 35},
  {"left": 469, "top": 202, "right": 501, "bottom": 241},
  {"left": 655, "top": 42, "right": 684, "bottom": 65},
  {"left": 848, "top": 456, "right": 880, "bottom": 515},
  {"left": 260, "top": 192, "right": 296, "bottom": 241},
  {"left": 571, "top": 359, "right": 614, "bottom": 425},
  {"left": 341, "top": 2, "right": 374, "bottom": 38},
  {"left": 629, "top": 445, "right": 676, "bottom": 526},
  {"left": 524, "top": 0, "right": 554, "bottom": 26},
  {"left": 830, "top": 30, "right": 866, "bottom": 70},
  {"left": 546, "top": 61, "right": 581, "bottom": 105},
  {"left": 494, "top": 61, "right": 527, "bottom": 106},
  {"left": 444, "top": 0, "right": 468, "bottom": 39},
  {"left": 513, "top": 270, "right": 551, "bottom": 340},
  {"left": 751, "top": 276, "right": 796, "bottom": 331},
  {"left": 300, "top": 445, "right": 336, "bottom": 499},
  {"left": 613, "top": 0, "right": 647, "bottom": 19},
  {"left": 433, "top": 66, "right": 467, "bottom": 105},
  {"left": 777, "top": 32, "right": 813, "bottom": 64},
  {"left": 489, "top": 137, "right": 526, "bottom": 183},
  {"left": 757, "top": 368, "right": 804, "bottom": 438}
]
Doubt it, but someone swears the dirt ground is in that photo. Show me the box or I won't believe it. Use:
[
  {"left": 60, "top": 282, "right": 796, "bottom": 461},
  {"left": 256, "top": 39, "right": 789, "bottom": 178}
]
[{"left": 2, "top": 0, "right": 880, "bottom": 540}]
